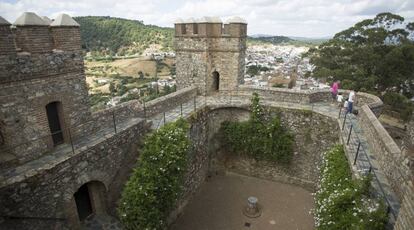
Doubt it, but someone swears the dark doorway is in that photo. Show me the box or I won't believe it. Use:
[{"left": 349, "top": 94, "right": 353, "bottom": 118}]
[
  {"left": 213, "top": 71, "right": 220, "bottom": 91},
  {"left": 46, "top": 101, "right": 64, "bottom": 146},
  {"left": 74, "top": 184, "right": 93, "bottom": 221}
]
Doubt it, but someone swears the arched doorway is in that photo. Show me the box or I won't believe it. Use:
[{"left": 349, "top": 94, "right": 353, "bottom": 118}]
[
  {"left": 212, "top": 71, "right": 220, "bottom": 91},
  {"left": 74, "top": 183, "right": 93, "bottom": 221},
  {"left": 45, "top": 101, "right": 64, "bottom": 146},
  {"left": 74, "top": 181, "right": 107, "bottom": 222}
]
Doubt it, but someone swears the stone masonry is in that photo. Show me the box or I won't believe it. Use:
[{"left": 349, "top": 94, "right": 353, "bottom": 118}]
[
  {"left": 174, "top": 17, "right": 246, "bottom": 96},
  {"left": 0, "top": 14, "right": 413, "bottom": 230}
]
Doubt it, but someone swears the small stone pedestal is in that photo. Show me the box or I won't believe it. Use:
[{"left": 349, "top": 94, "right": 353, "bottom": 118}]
[{"left": 243, "top": 196, "right": 261, "bottom": 218}]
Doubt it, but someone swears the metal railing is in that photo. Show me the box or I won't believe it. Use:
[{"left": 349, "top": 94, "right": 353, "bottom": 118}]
[
  {"left": 1, "top": 111, "right": 122, "bottom": 169},
  {"left": 154, "top": 96, "right": 199, "bottom": 130},
  {"left": 338, "top": 108, "right": 398, "bottom": 221}
]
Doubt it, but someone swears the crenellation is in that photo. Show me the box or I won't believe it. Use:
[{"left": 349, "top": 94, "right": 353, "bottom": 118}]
[
  {"left": 0, "top": 18, "right": 16, "bottom": 55},
  {"left": 13, "top": 26, "right": 53, "bottom": 54}
]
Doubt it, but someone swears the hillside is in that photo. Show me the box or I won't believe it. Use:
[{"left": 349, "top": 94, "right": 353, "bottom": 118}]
[
  {"left": 247, "top": 35, "right": 321, "bottom": 46},
  {"left": 74, "top": 16, "right": 174, "bottom": 56},
  {"left": 248, "top": 35, "right": 293, "bottom": 44}
]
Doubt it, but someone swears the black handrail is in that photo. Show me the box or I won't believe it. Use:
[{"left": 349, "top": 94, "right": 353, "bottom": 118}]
[{"left": 340, "top": 108, "right": 398, "bottom": 220}]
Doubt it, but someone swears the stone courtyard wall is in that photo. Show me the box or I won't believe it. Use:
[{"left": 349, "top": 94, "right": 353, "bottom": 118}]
[{"left": 204, "top": 105, "right": 338, "bottom": 191}]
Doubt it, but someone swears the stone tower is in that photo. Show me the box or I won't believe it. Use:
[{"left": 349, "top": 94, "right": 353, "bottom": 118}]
[
  {"left": 0, "top": 12, "right": 91, "bottom": 168},
  {"left": 174, "top": 16, "right": 247, "bottom": 95}
]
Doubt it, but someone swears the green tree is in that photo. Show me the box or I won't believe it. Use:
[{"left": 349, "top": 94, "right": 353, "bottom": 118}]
[
  {"left": 138, "top": 71, "right": 144, "bottom": 79},
  {"left": 221, "top": 93, "right": 294, "bottom": 164},
  {"left": 118, "top": 119, "right": 190, "bottom": 229},
  {"left": 109, "top": 82, "right": 117, "bottom": 95},
  {"left": 308, "top": 12, "right": 414, "bottom": 97}
]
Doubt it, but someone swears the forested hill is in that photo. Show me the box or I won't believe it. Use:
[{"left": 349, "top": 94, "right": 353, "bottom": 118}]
[
  {"left": 74, "top": 16, "right": 312, "bottom": 55},
  {"left": 74, "top": 16, "right": 174, "bottom": 56},
  {"left": 247, "top": 36, "right": 293, "bottom": 44}
]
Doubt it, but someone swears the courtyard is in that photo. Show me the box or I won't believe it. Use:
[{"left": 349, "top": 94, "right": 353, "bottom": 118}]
[{"left": 170, "top": 173, "right": 314, "bottom": 230}]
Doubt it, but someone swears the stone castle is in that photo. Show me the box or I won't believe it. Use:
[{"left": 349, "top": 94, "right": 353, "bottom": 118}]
[{"left": 0, "top": 12, "right": 413, "bottom": 230}]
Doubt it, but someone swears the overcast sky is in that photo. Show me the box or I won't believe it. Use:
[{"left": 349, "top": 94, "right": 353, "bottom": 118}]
[{"left": 1, "top": 0, "right": 413, "bottom": 37}]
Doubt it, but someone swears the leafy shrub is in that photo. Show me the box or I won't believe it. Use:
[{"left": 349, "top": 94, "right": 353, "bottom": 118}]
[
  {"left": 383, "top": 92, "right": 413, "bottom": 121},
  {"left": 314, "top": 145, "right": 388, "bottom": 229},
  {"left": 221, "top": 93, "right": 294, "bottom": 164},
  {"left": 118, "top": 119, "right": 190, "bottom": 229}
]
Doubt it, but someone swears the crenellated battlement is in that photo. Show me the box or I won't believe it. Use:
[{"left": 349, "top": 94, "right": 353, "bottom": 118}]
[
  {"left": 174, "top": 16, "right": 247, "bottom": 38},
  {"left": 0, "top": 12, "right": 81, "bottom": 55},
  {"left": 0, "top": 13, "right": 84, "bottom": 84}
]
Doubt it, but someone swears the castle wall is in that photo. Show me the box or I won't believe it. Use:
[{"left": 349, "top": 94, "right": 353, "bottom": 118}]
[
  {"left": 0, "top": 119, "right": 149, "bottom": 230},
  {"left": 358, "top": 105, "right": 414, "bottom": 230},
  {"left": 14, "top": 26, "right": 53, "bottom": 53},
  {"left": 358, "top": 105, "right": 411, "bottom": 201},
  {"left": 0, "top": 25, "right": 16, "bottom": 54},
  {"left": 50, "top": 27, "right": 81, "bottom": 51},
  {"left": 168, "top": 107, "right": 210, "bottom": 224},
  {"left": 0, "top": 69, "right": 90, "bottom": 167},
  {"left": 0, "top": 22, "right": 90, "bottom": 169},
  {"left": 204, "top": 106, "right": 338, "bottom": 191},
  {"left": 87, "top": 86, "right": 197, "bottom": 135}
]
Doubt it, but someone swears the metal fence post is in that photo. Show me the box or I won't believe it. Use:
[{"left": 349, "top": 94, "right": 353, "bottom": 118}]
[
  {"left": 347, "top": 125, "right": 353, "bottom": 145},
  {"left": 354, "top": 142, "right": 361, "bottom": 165},
  {"left": 163, "top": 112, "right": 166, "bottom": 125},
  {"left": 112, "top": 111, "right": 117, "bottom": 133},
  {"left": 143, "top": 101, "right": 147, "bottom": 121},
  {"left": 342, "top": 113, "right": 347, "bottom": 130},
  {"left": 67, "top": 126, "right": 75, "bottom": 155},
  {"left": 338, "top": 107, "right": 342, "bottom": 119},
  {"left": 180, "top": 103, "right": 183, "bottom": 117}
]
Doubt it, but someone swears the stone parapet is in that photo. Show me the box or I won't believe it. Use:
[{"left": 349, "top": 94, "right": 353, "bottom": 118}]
[
  {"left": 0, "top": 51, "right": 84, "bottom": 84},
  {"left": 88, "top": 86, "right": 198, "bottom": 132}
]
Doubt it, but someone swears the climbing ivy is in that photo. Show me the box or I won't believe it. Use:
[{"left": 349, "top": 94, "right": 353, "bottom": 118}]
[
  {"left": 221, "top": 93, "right": 294, "bottom": 164},
  {"left": 118, "top": 118, "right": 190, "bottom": 230}
]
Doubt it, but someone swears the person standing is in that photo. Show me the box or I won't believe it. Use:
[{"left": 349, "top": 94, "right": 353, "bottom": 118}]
[
  {"left": 330, "top": 80, "right": 340, "bottom": 102},
  {"left": 347, "top": 90, "right": 356, "bottom": 114}
]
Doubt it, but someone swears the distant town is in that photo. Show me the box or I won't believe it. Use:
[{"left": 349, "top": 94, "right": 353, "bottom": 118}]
[{"left": 85, "top": 43, "right": 327, "bottom": 110}]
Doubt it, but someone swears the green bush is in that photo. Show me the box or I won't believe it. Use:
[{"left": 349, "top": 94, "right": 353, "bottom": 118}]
[
  {"left": 221, "top": 93, "right": 294, "bottom": 164},
  {"left": 118, "top": 119, "right": 190, "bottom": 229},
  {"left": 315, "top": 145, "right": 388, "bottom": 229},
  {"left": 383, "top": 92, "right": 413, "bottom": 121}
]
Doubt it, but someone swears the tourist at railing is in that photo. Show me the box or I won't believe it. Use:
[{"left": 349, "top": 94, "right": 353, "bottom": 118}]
[
  {"left": 346, "top": 89, "right": 357, "bottom": 115},
  {"left": 330, "top": 80, "right": 340, "bottom": 103}
]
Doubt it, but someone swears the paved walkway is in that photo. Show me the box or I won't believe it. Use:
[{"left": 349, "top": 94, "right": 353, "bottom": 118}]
[
  {"left": 0, "top": 117, "right": 143, "bottom": 187},
  {"left": 339, "top": 111, "right": 400, "bottom": 224}
]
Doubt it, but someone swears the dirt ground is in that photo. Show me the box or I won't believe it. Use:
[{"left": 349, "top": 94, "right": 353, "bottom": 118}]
[{"left": 170, "top": 173, "right": 315, "bottom": 230}]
